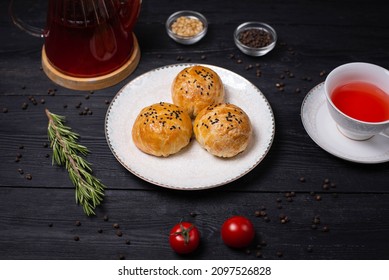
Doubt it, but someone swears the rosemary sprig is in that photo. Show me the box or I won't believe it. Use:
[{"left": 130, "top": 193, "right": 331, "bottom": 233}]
[{"left": 45, "top": 109, "right": 105, "bottom": 216}]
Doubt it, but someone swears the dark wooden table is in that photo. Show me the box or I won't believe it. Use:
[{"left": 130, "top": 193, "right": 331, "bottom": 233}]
[{"left": 1, "top": 0, "right": 388, "bottom": 260}]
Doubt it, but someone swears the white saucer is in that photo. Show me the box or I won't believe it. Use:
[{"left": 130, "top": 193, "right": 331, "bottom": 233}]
[{"left": 301, "top": 82, "right": 389, "bottom": 164}]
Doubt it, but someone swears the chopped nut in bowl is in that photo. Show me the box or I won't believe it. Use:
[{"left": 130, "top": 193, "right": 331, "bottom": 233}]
[
  {"left": 234, "top": 22, "right": 277, "bottom": 56},
  {"left": 166, "top": 10, "right": 208, "bottom": 45}
]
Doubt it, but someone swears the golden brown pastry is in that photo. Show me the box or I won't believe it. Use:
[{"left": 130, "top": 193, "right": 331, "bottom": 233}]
[
  {"left": 132, "top": 102, "right": 193, "bottom": 157},
  {"left": 171, "top": 65, "right": 225, "bottom": 118},
  {"left": 193, "top": 103, "right": 252, "bottom": 158}
]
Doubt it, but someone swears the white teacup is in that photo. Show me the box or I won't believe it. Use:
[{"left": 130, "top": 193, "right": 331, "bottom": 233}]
[{"left": 324, "top": 62, "right": 389, "bottom": 140}]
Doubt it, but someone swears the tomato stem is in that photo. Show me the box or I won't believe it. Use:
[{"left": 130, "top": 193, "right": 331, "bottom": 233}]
[{"left": 171, "top": 223, "right": 194, "bottom": 245}]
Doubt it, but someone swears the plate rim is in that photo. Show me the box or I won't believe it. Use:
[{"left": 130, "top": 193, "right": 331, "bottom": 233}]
[
  {"left": 301, "top": 82, "right": 389, "bottom": 164},
  {"left": 104, "top": 63, "right": 275, "bottom": 190}
]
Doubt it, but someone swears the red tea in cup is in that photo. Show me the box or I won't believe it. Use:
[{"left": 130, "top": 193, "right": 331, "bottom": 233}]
[
  {"left": 324, "top": 62, "right": 389, "bottom": 140},
  {"left": 331, "top": 81, "right": 389, "bottom": 123}
]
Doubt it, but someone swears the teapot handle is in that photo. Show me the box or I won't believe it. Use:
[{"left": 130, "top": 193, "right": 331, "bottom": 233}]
[{"left": 9, "top": 0, "right": 46, "bottom": 38}]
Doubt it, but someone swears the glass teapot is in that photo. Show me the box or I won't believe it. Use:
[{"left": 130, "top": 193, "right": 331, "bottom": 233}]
[{"left": 10, "top": 0, "right": 141, "bottom": 89}]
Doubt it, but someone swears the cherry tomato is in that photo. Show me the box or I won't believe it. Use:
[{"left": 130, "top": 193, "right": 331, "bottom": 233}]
[
  {"left": 221, "top": 216, "right": 255, "bottom": 248},
  {"left": 169, "top": 222, "right": 200, "bottom": 254}
]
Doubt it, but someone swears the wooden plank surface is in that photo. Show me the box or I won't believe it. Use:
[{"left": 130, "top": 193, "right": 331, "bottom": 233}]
[{"left": 1, "top": 0, "right": 389, "bottom": 260}]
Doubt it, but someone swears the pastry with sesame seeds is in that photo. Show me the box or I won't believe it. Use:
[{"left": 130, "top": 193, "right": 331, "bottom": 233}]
[
  {"left": 193, "top": 103, "right": 252, "bottom": 157},
  {"left": 132, "top": 102, "right": 193, "bottom": 157},
  {"left": 171, "top": 65, "right": 225, "bottom": 118}
]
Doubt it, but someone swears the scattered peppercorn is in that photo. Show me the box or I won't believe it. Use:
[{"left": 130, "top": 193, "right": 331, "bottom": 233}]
[
  {"left": 28, "top": 96, "right": 37, "bottom": 105},
  {"left": 312, "top": 216, "right": 321, "bottom": 225},
  {"left": 190, "top": 212, "right": 197, "bottom": 217},
  {"left": 322, "top": 226, "right": 330, "bottom": 232}
]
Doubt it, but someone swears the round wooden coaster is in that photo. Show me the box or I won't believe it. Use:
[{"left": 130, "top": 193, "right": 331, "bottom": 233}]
[{"left": 41, "top": 33, "right": 141, "bottom": 91}]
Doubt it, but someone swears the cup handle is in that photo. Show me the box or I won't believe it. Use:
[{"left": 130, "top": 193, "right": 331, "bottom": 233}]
[
  {"left": 379, "top": 127, "right": 389, "bottom": 138},
  {"left": 9, "top": 0, "right": 46, "bottom": 38}
]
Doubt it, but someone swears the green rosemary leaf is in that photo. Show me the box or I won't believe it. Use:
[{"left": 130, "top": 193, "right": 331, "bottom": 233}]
[{"left": 45, "top": 109, "right": 106, "bottom": 216}]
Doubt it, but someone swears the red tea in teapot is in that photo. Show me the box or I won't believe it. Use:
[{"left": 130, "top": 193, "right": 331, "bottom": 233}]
[{"left": 44, "top": 0, "right": 141, "bottom": 77}]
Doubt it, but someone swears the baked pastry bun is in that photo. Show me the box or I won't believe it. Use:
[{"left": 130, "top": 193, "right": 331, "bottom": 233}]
[
  {"left": 132, "top": 102, "right": 193, "bottom": 157},
  {"left": 193, "top": 103, "right": 252, "bottom": 158},
  {"left": 172, "top": 65, "right": 225, "bottom": 118}
]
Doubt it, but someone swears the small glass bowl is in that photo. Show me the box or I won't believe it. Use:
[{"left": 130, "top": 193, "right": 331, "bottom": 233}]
[
  {"left": 166, "top": 10, "right": 208, "bottom": 45},
  {"left": 234, "top": 22, "right": 277, "bottom": 56}
]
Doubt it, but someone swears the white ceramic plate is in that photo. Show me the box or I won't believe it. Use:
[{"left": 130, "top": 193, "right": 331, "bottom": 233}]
[
  {"left": 105, "top": 64, "right": 275, "bottom": 190},
  {"left": 301, "top": 82, "right": 389, "bottom": 164}
]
